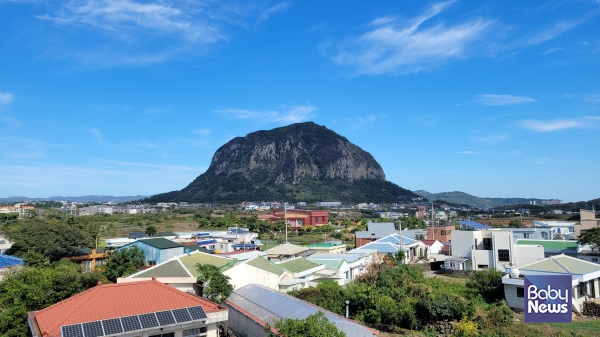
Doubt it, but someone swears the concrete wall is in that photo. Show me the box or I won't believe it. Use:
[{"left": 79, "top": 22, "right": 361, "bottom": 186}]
[
  {"left": 504, "top": 284, "right": 524, "bottom": 310},
  {"left": 224, "top": 264, "right": 282, "bottom": 291},
  {"left": 226, "top": 305, "right": 269, "bottom": 337}
]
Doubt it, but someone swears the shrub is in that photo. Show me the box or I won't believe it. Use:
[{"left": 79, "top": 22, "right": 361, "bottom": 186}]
[
  {"left": 466, "top": 269, "right": 504, "bottom": 303},
  {"left": 452, "top": 317, "right": 478, "bottom": 337}
]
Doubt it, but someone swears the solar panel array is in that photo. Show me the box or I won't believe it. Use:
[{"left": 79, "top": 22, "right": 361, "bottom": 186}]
[{"left": 60, "top": 306, "right": 207, "bottom": 337}]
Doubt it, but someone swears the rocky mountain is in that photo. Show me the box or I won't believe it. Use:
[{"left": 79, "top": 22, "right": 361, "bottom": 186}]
[
  {"left": 149, "top": 122, "right": 419, "bottom": 203},
  {"left": 413, "top": 190, "right": 545, "bottom": 209}
]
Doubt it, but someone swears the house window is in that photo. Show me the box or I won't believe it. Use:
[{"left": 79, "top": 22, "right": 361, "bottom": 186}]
[
  {"left": 148, "top": 261, "right": 157, "bottom": 266},
  {"left": 498, "top": 249, "right": 510, "bottom": 262},
  {"left": 477, "top": 265, "right": 489, "bottom": 269},
  {"left": 517, "top": 287, "right": 524, "bottom": 298},
  {"left": 82, "top": 261, "right": 92, "bottom": 272},
  {"left": 483, "top": 238, "right": 492, "bottom": 250},
  {"left": 578, "top": 283, "right": 586, "bottom": 297},
  {"left": 523, "top": 233, "right": 531, "bottom": 239},
  {"left": 95, "top": 259, "right": 104, "bottom": 266},
  {"left": 183, "top": 327, "right": 207, "bottom": 336},
  {"left": 593, "top": 258, "right": 598, "bottom": 263},
  {"left": 441, "top": 230, "right": 446, "bottom": 235},
  {"left": 321, "top": 216, "right": 326, "bottom": 222},
  {"left": 150, "top": 333, "right": 175, "bottom": 337}
]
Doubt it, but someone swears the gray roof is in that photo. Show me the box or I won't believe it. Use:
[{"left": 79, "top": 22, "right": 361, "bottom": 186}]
[
  {"left": 307, "top": 253, "right": 362, "bottom": 263},
  {"left": 227, "top": 284, "right": 377, "bottom": 337},
  {"left": 355, "top": 222, "right": 398, "bottom": 239}
]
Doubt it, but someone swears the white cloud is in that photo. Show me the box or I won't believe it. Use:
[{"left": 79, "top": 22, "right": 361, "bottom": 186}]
[
  {"left": 0, "top": 92, "right": 14, "bottom": 104},
  {"left": 32, "top": 0, "right": 286, "bottom": 66},
  {"left": 533, "top": 157, "right": 551, "bottom": 165},
  {"left": 326, "top": 1, "right": 493, "bottom": 75},
  {"left": 345, "top": 114, "right": 383, "bottom": 129},
  {"left": 519, "top": 119, "right": 584, "bottom": 132},
  {"left": 83, "top": 127, "right": 103, "bottom": 141},
  {"left": 474, "top": 94, "right": 536, "bottom": 106},
  {"left": 542, "top": 47, "right": 561, "bottom": 54},
  {"left": 259, "top": 2, "right": 291, "bottom": 23},
  {"left": 526, "top": 20, "right": 584, "bottom": 45},
  {"left": 585, "top": 94, "right": 600, "bottom": 103},
  {"left": 456, "top": 151, "right": 479, "bottom": 155},
  {"left": 193, "top": 128, "right": 212, "bottom": 136},
  {"left": 216, "top": 104, "right": 317, "bottom": 123},
  {"left": 476, "top": 133, "right": 508, "bottom": 142}
]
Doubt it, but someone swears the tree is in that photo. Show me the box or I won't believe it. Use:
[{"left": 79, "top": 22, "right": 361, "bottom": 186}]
[
  {"left": 104, "top": 246, "right": 145, "bottom": 282},
  {"left": 5, "top": 219, "right": 93, "bottom": 261},
  {"left": 195, "top": 264, "right": 233, "bottom": 303},
  {"left": 579, "top": 227, "right": 600, "bottom": 248},
  {"left": 22, "top": 251, "right": 50, "bottom": 268},
  {"left": 0, "top": 265, "right": 103, "bottom": 337},
  {"left": 466, "top": 269, "right": 504, "bottom": 303},
  {"left": 266, "top": 311, "right": 346, "bottom": 337},
  {"left": 145, "top": 224, "right": 157, "bottom": 236}
]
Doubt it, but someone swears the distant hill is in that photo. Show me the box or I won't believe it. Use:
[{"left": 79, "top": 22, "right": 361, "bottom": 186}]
[
  {"left": 413, "top": 190, "right": 545, "bottom": 209},
  {"left": 149, "top": 122, "right": 419, "bottom": 204},
  {"left": 0, "top": 195, "right": 147, "bottom": 203}
]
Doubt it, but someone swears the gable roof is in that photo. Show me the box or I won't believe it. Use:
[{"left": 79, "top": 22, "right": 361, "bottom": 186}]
[
  {"left": 265, "top": 243, "right": 309, "bottom": 256},
  {"left": 136, "top": 237, "right": 183, "bottom": 249},
  {"left": 518, "top": 254, "right": 600, "bottom": 275},
  {"left": 277, "top": 257, "right": 322, "bottom": 273},
  {"left": 132, "top": 260, "right": 192, "bottom": 278},
  {"left": 355, "top": 222, "right": 397, "bottom": 239},
  {"left": 307, "top": 253, "right": 362, "bottom": 263},
  {"left": 246, "top": 257, "right": 285, "bottom": 276},
  {"left": 32, "top": 280, "right": 221, "bottom": 337},
  {"left": 421, "top": 240, "right": 441, "bottom": 246},
  {"left": 127, "top": 251, "right": 235, "bottom": 279},
  {"left": 308, "top": 259, "right": 345, "bottom": 269}
]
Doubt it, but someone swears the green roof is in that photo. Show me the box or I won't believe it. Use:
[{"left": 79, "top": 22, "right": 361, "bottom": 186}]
[
  {"left": 307, "top": 259, "right": 344, "bottom": 269},
  {"left": 179, "top": 253, "right": 236, "bottom": 277},
  {"left": 516, "top": 240, "right": 578, "bottom": 251},
  {"left": 277, "top": 258, "right": 322, "bottom": 273},
  {"left": 246, "top": 257, "right": 285, "bottom": 276},
  {"left": 521, "top": 254, "right": 600, "bottom": 274},
  {"left": 310, "top": 242, "right": 345, "bottom": 248},
  {"left": 138, "top": 238, "right": 183, "bottom": 249},
  {"left": 186, "top": 246, "right": 215, "bottom": 254},
  {"left": 133, "top": 260, "right": 191, "bottom": 278}
]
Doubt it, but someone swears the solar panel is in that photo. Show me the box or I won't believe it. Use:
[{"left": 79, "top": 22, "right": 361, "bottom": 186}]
[
  {"left": 155, "top": 310, "right": 176, "bottom": 326},
  {"left": 172, "top": 308, "right": 192, "bottom": 323},
  {"left": 138, "top": 313, "right": 159, "bottom": 329},
  {"left": 121, "top": 315, "right": 142, "bottom": 332},
  {"left": 188, "top": 306, "right": 207, "bottom": 320},
  {"left": 82, "top": 321, "right": 104, "bottom": 337},
  {"left": 102, "top": 318, "right": 123, "bottom": 335},
  {"left": 61, "top": 324, "right": 84, "bottom": 337}
]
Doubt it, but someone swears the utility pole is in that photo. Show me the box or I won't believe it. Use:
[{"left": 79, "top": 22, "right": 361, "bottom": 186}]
[
  {"left": 284, "top": 202, "right": 288, "bottom": 244},
  {"left": 431, "top": 201, "right": 435, "bottom": 242}
]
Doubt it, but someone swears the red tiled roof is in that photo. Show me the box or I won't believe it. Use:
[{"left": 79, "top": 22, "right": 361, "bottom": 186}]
[
  {"left": 33, "top": 279, "right": 223, "bottom": 337},
  {"left": 421, "top": 240, "right": 439, "bottom": 246}
]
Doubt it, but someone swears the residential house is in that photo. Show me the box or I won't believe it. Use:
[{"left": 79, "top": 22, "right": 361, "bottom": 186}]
[
  {"left": 459, "top": 220, "right": 491, "bottom": 231},
  {"left": 276, "top": 257, "right": 325, "bottom": 292},
  {"left": 307, "top": 252, "right": 374, "bottom": 281},
  {"left": 223, "top": 257, "right": 288, "bottom": 291},
  {"left": 64, "top": 248, "right": 109, "bottom": 272},
  {"left": 349, "top": 234, "right": 428, "bottom": 263},
  {"left": 515, "top": 239, "right": 579, "bottom": 257},
  {"left": 354, "top": 222, "right": 398, "bottom": 248},
  {"left": 264, "top": 243, "right": 312, "bottom": 262},
  {"left": 502, "top": 254, "right": 600, "bottom": 313},
  {"left": 118, "top": 238, "right": 184, "bottom": 266},
  {"left": 532, "top": 220, "right": 576, "bottom": 239},
  {"left": 225, "top": 284, "right": 378, "bottom": 337},
  {"left": 309, "top": 242, "right": 346, "bottom": 254},
  {"left": 577, "top": 210, "right": 600, "bottom": 236},
  {"left": 28, "top": 278, "right": 228, "bottom": 337},
  {"left": 259, "top": 209, "right": 329, "bottom": 228},
  {"left": 421, "top": 240, "right": 444, "bottom": 254},
  {"left": 307, "top": 259, "right": 351, "bottom": 285},
  {"left": 446, "top": 230, "right": 545, "bottom": 271},
  {"left": 119, "top": 251, "right": 236, "bottom": 294},
  {"left": 426, "top": 224, "right": 454, "bottom": 244}
]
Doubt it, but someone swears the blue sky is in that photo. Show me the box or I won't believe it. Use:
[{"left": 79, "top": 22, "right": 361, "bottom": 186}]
[{"left": 0, "top": 0, "right": 599, "bottom": 202}]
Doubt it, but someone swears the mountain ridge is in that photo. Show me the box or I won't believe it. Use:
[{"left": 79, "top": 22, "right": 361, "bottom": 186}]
[
  {"left": 413, "top": 190, "right": 550, "bottom": 209},
  {"left": 149, "top": 122, "right": 419, "bottom": 203}
]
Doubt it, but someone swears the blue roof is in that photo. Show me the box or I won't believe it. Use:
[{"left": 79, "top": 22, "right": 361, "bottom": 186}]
[
  {"left": 0, "top": 254, "right": 24, "bottom": 268},
  {"left": 459, "top": 220, "right": 491, "bottom": 230},
  {"left": 358, "top": 242, "right": 408, "bottom": 253},
  {"left": 377, "top": 234, "right": 417, "bottom": 246}
]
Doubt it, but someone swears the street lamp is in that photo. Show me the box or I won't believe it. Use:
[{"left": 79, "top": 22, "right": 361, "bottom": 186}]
[{"left": 345, "top": 300, "right": 350, "bottom": 318}]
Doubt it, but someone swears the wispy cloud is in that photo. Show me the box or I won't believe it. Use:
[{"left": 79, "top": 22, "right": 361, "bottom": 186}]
[
  {"left": 542, "top": 47, "right": 561, "bottom": 54},
  {"left": 456, "top": 151, "right": 479, "bottom": 155},
  {"left": 476, "top": 133, "right": 508, "bottom": 142},
  {"left": 83, "top": 127, "right": 103, "bottom": 142},
  {"left": 474, "top": 94, "right": 536, "bottom": 106},
  {"left": 0, "top": 92, "right": 14, "bottom": 104},
  {"left": 325, "top": 1, "right": 494, "bottom": 75},
  {"left": 526, "top": 20, "right": 585, "bottom": 45},
  {"left": 259, "top": 2, "right": 290, "bottom": 23},
  {"left": 216, "top": 104, "right": 317, "bottom": 123},
  {"left": 31, "top": 0, "right": 286, "bottom": 66},
  {"left": 520, "top": 119, "right": 584, "bottom": 132},
  {"left": 193, "top": 128, "right": 212, "bottom": 136},
  {"left": 345, "top": 114, "right": 383, "bottom": 129},
  {"left": 585, "top": 94, "right": 600, "bottom": 103},
  {"left": 533, "top": 157, "right": 551, "bottom": 165}
]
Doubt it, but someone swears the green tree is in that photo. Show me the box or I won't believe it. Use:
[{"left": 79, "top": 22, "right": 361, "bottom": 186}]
[
  {"left": 104, "top": 246, "right": 145, "bottom": 282},
  {"left": 466, "top": 269, "right": 504, "bottom": 303},
  {"left": 195, "top": 264, "right": 234, "bottom": 303},
  {"left": 145, "top": 224, "right": 157, "bottom": 236},
  {"left": 0, "top": 265, "right": 103, "bottom": 337},
  {"left": 5, "top": 219, "right": 93, "bottom": 261},
  {"left": 22, "top": 251, "right": 50, "bottom": 268},
  {"left": 266, "top": 311, "right": 346, "bottom": 337},
  {"left": 579, "top": 227, "right": 600, "bottom": 248},
  {"left": 289, "top": 281, "right": 346, "bottom": 315}
]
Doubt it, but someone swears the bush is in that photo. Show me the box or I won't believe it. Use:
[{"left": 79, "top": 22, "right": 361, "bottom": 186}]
[
  {"left": 466, "top": 269, "right": 504, "bottom": 303},
  {"left": 452, "top": 317, "right": 478, "bottom": 337}
]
